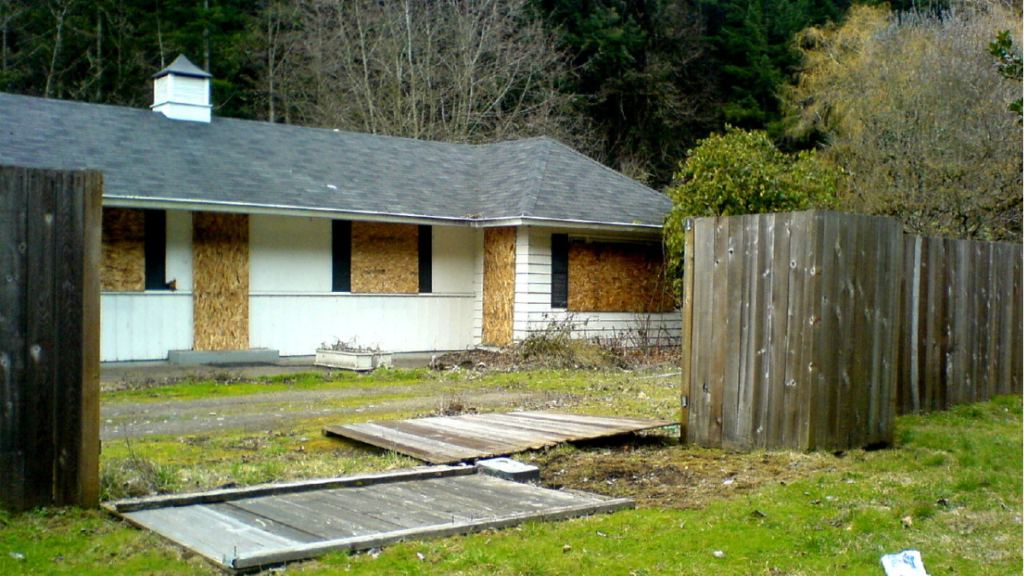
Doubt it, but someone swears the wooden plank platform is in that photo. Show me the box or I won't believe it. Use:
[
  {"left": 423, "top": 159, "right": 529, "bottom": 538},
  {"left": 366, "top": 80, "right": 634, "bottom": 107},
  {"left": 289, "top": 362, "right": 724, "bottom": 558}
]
[
  {"left": 323, "top": 411, "right": 676, "bottom": 464},
  {"left": 105, "top": 465, "right": 632, "bottom": 572}
]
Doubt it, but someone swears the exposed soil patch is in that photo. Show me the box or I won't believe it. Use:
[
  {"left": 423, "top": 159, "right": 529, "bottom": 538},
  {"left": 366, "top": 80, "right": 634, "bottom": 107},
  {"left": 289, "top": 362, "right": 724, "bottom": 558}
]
[{"left": 525, "top": 435, "right": 843, "bottom": 510}]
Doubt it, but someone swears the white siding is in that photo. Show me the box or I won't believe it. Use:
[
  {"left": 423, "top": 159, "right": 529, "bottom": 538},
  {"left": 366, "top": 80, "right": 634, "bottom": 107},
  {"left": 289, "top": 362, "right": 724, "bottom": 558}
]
[
  {"left": 512, "top": 226, "right": 681, "bottom": 346},
  {"left": 518, "top": 309, "right": 682, "bottom": 347},
  {"left": 512, "top": 226, "right": 534, "bottom": 340},
  {"left": 100, "top": 216, "right": 677, "bottom": 360},
  {"left": 250, "top": 215, "right": 331, "bottom": 292},
  {"left": 250, "top": 294, "right": 475, "bottom": 356},
  {"left": 101, "top": 293, "right": 193, "bottom": 361},
  {"left": 471, "top": 231, "right": 485, "bottom": 346},
  {"left": 166, "top": 210, "right": 192, "bottom": 290},
  {"left": 432, "top": 226, "right": 477, "bottom": 294}
]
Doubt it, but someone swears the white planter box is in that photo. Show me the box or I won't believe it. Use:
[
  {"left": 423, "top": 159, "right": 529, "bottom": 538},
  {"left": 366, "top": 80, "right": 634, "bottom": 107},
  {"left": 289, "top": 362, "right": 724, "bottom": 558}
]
[{"left": 314, "top": 349, "right": 393, "bottom": 371}]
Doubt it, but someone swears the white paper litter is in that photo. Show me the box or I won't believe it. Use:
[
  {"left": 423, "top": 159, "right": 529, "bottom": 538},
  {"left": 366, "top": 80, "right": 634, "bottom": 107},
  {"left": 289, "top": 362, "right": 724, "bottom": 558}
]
[{"left": 881, "top": 549, "right": 929, "bottom": 576}]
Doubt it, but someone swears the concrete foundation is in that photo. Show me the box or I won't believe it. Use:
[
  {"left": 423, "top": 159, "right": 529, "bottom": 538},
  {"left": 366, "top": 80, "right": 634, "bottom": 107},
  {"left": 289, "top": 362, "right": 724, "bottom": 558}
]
[{"left": 167, "top": 348, "right": 280, "bottom": 366}]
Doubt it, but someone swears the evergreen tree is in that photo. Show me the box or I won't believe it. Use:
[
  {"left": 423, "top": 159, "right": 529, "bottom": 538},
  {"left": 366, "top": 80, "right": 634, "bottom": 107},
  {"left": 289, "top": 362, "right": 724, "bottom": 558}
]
[
  {"left": 697, "top": 0, "right": 846, "bottom": 133},
  {"left": 533, "top": 0, "right": 717, "bottom": 185}
]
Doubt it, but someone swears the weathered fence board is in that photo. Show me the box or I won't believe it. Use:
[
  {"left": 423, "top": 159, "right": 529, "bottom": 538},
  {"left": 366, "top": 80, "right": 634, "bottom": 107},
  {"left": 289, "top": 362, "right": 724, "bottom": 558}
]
[
  {"left": 0, "top": 165, "right": 102, "bottom": 511},
  {"left": 683, "top": 210, "right": 1022, "bottom": 452},
  {"left": 898, "top": 235, "right": 1023, "bottom": 414},
  {"left": 107, "top": 466, "right": 633, "bottom": 572}
]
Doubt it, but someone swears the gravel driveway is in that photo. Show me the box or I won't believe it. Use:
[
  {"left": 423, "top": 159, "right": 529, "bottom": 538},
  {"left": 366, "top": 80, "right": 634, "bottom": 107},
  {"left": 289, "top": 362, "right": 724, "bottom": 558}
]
[{"left": 100, "top": 385, "right": 557, "bottom": 440}]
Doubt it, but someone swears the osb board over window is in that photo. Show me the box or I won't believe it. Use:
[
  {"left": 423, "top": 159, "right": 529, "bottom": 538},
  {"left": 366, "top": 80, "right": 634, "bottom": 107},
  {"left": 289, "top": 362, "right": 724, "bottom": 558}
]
[
  {"left": 101, "top": 207, "right": 145, "bottom": 291},
  {"left": 568, "top": 241, "right": 674, "bottom": 313},
  {"left": 482, "top": 227, "right": 516, "bottom": 346},
  {"left": 351, "top": 222, "right": 418, "bottom": 293},
  {"left": 193, "top": 212, "right": 249, "bottom": 351}
]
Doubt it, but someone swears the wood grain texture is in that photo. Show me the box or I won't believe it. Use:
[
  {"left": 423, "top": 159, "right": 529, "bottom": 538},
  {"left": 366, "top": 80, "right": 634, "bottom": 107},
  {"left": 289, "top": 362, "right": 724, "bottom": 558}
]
[
  {"left": 78, "top": 172, "right": 103, "bottom": 507},
  {"left": 192, "top": 212, "right": 249, "bottom": 351},
  {"left": 681, "top": 211, "right": 917, "bottom": 452},
  {"left": 679, "top": 219, "right": 696, "bottom": 439},
  {"left": 897, "top": 236, "right": 1022, "bottom": 415},
  {"left": 682, "top": 210, "right": 1019, "bottom": 452},
  {"left": 111, "top": 468, "right": 633, "bottom": 571},
  {"left": 104, "top": 466, "right": 475, "bottom": 513},
  {"left": 764, "top": 213, "right": 792, "bottom": 449},
  {"left": 351, "top": 222, "right": 418, "bottom": 294},
  {"left": 567, "top": 241, "right": 674, "bottom": 312},
  {"left": 687, "top": 217, "right": 715, "bottom": 446},
  {"left": 324, "top": 411, "right": 674, "bottom": 465},
  {"left": 100, "top": 207, "right": 145, "bottom": 291},
  {"left": 0, "top": 166, "right": 30, "bottom": 511},
  {"left": 482, "top": 227, "right": 516, "bottom": 346},
  {"left": 0, "top": 166, "right": 101, "bottom": 511}
]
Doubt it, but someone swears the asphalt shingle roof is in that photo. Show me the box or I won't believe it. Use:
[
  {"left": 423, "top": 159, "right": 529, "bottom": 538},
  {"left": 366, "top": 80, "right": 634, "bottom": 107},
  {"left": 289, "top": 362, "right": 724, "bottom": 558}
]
[{"left": 0, "top": 92, "right": 670, "bottom": 228}]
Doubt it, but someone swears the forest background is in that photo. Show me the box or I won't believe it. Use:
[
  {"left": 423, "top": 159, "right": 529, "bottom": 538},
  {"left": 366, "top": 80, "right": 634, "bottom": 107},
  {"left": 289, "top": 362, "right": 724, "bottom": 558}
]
[{"left": 1, "top": 0, "right": 1020, "bottom": 243}]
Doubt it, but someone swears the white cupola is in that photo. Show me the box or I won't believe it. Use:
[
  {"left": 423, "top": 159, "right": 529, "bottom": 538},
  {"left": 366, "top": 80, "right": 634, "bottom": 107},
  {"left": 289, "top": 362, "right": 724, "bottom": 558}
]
[{"left": 151, "top": 55, "right": 213, "bottom": 123}]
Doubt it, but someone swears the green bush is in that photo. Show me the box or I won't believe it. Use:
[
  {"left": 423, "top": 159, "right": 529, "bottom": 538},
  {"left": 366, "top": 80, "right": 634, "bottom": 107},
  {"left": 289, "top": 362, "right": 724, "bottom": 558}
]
[{"left": 663, "top": 126, "right": 839, "bottom": 290}]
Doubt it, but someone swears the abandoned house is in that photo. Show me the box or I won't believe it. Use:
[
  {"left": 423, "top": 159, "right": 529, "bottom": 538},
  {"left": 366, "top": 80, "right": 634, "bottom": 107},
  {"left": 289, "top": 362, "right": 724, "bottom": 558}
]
[{"left": 0, "top": 56, "right": 679, "bottom": 362}]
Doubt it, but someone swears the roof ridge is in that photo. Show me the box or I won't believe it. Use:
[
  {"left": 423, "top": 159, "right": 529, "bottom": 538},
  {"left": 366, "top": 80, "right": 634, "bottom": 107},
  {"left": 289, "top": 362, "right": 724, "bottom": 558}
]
[
  {"left": 517, "top": 140, "right": 553, "bottom": 217},
  {"left": 1, "top": 92, "right": 670, "bottom": 228},
  {"left": 0, "top": 92, "right": 482, "bottom": 150}
]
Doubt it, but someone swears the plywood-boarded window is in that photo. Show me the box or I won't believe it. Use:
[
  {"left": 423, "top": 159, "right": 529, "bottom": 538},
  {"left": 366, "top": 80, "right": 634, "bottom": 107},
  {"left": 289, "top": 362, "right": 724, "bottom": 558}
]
[
  {"left": 350, "top": 222, "right": 419, "bottom": 294},
  {"left": 482, "top": 227, "right": 516, "bottom": 346},
  {"left": 567, "top": 240, "right": 674, "bottom": 313},
  {"left": 193, "top": 212, "right": 249, "bottom": 351},
  {"left": 101, "top": 207, "right": 145, "bottom": 291}
]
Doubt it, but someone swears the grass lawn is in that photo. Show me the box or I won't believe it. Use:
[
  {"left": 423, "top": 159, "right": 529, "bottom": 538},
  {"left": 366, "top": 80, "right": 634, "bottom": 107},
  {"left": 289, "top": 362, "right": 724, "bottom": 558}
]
[{"left": 0, "top": 364, "right": 1019, "bottom": 575}]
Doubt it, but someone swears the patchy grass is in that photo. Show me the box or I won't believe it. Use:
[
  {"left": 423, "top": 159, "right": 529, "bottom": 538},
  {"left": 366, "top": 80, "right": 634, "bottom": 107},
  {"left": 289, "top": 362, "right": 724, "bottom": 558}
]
[
  {"left": 97, "top": 367, "right": 681, "bottom": 500},
  {"left": 103, "top": 368, "right": 435, "bottom": 403},
  {"left": 100, "top": 419, "right": 423, "bottom": 500},
  {"left": 0, "top": 363, "right": 1018, "bottom": 576},
  {"left": 289, "top": 395, "right": 1024, "bottom": 576}
]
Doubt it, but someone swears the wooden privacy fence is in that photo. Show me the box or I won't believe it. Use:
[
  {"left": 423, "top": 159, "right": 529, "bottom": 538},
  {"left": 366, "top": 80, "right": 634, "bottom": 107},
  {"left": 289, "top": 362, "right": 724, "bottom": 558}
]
[
  {"left": 0, "top": 165, "right": 102, "bottom": 511},
  {"left": 899, "top": 236, "right": 1023, "bottom": 414},
  {"left": 680, "top": 210, "right": 1023, "bottom": 452}
]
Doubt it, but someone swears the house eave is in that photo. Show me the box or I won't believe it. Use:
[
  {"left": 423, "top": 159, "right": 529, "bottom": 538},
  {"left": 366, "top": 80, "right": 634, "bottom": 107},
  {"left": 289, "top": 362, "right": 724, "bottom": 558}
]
[
  {"left": 474, "top": 216, "right": 663, "bottom": 234},
  {"left": 102, "top": 196, "right": 479, "bottom": 227},
  {"left": 102, "top": 196, "right": 665, "bottom": 233}
]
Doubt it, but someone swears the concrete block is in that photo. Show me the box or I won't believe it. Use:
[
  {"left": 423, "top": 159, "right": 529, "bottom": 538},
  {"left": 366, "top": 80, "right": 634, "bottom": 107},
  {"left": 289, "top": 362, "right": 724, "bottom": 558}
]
[{"left": 477, "top": 458, "right": 540, "bottom": 483}]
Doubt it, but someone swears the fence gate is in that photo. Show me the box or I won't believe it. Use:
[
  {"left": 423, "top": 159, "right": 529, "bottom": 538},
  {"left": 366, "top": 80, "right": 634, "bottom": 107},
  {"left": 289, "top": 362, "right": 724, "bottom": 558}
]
[{"left": 0, "top": 165, "right": 102, "bottom": 511}]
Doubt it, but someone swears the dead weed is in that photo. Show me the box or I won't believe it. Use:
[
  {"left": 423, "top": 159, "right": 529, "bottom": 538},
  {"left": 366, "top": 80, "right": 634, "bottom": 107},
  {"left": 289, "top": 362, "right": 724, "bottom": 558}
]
[{"left": 525, "top": 436, "right": 842, "bottom": 510}]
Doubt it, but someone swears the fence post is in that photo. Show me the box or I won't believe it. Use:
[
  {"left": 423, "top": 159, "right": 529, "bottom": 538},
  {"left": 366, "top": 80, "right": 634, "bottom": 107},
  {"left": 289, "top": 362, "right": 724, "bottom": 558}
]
[{"left": 679, "top": 218, "right": 696, "bottom": 441}]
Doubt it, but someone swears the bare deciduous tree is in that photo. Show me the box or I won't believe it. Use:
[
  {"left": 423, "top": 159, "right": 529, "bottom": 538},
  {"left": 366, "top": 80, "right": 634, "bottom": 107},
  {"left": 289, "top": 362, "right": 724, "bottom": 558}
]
[
  {"left": 264, "top": 0, "right": 591, "bottom": 148},
  {"left": 784, "top": 2, "right": 1023, "bottom": 241}
]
